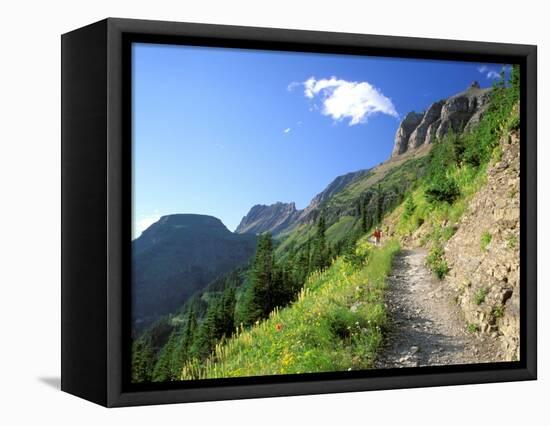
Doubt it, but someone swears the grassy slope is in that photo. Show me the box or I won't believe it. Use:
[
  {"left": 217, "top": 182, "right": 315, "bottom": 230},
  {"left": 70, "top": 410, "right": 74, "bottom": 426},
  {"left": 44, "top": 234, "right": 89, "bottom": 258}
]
[
  {"left": 390, "top": 163, "right": 487, "bottom": 243},
  {"left": 325, "top": 215, "right": 357, "bottom": 241},
  {"left": 274, "top": 149, "right": 430, "bottom": 258},
  {"left": 275, "top": 215, "right": 359, "bottom": 257},
  {"left": 326, "top": 146, "right": 430, "bottom": 210},
  {"left": 388, "top": 103, "right": 520, "bottom": 252},
  {"left": 203, "top": 85, "right": 519, "bottom": 382},
  {"left": 181, "top": 238, "right": 400, "bottom": 379}
]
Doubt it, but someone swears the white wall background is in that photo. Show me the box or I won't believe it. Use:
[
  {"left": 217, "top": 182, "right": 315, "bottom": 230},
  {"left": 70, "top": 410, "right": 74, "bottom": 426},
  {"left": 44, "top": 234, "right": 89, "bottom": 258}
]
[{"left": 0, "top": 0, "right": 546, "bottom": 423}]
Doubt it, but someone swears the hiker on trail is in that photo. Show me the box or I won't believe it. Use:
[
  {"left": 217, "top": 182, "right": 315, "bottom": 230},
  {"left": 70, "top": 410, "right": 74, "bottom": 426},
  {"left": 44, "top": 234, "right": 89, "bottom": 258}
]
[{"left": 373, "top": 228, "right": 381, "bottom": 246}]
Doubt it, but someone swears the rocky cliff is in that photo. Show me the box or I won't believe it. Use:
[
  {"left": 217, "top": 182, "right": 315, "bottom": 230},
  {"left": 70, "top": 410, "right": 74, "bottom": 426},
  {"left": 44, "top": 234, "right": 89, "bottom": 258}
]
[
  {"left": 392, "top": 82, "right": 492, "bottom": 157},
  {"left": 443, "top": 127, "right": 520, "bottom": 361},
  {"left": 235, "top": 202, "right": 300, "bottom": 235}
]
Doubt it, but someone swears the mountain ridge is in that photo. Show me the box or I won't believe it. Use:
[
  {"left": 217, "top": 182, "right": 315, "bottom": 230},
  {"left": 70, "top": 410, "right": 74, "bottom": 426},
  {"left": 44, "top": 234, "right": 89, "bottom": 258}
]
[
  {"left": 235, "top": 169, "right": 370, "bottom": 236},
  {"left": 235, "top": 82, "right": 492, "bottom": 238}
]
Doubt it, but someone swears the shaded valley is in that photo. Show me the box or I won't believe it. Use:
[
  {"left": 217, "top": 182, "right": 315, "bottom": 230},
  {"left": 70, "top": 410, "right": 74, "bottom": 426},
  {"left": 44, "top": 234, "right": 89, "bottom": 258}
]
[{"left": 132, "top": 214, "right": 257, "bottom": 331}]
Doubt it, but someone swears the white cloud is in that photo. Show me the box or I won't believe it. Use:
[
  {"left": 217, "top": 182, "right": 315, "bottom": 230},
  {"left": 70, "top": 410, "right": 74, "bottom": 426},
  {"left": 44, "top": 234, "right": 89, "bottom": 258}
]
[
  {"left": 298, "top": 76, "right": 398, "bottom": 125},
  {"left": 287, "top": 81, "right": 301, "bottom": 92},
  {"left": 283, "top": 127, "right": 291, "bottom": 134},
  {"left": 133, "top": 211, "right": 161, "bottom": 239},
  {"left": 478, "top": 65, "right": 502, "bottom": 80}
]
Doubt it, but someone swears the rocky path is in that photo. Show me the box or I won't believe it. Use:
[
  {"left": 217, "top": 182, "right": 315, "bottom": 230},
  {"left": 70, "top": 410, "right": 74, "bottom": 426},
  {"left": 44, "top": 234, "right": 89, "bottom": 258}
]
[{"left": 375, "top": 249, "right": 499, "bottom": 368}]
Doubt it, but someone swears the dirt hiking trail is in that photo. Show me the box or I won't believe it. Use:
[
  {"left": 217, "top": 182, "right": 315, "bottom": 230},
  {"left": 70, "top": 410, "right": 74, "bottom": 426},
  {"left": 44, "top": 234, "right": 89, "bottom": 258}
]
[{"left": 375, "top": 249, "right": 499, "bottom": 368}]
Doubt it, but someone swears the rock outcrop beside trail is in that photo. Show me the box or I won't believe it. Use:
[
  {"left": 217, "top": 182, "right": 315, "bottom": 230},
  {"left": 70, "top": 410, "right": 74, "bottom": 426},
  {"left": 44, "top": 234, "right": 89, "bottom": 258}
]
[
  {"left": 383, "top": 102, "right": 520, "bottom": 363},
  {"left": 443, "top": 129, "right": 520, "bottom": 361},
  {"left": 391, "top": 82, "right": 492, "bottom": 158}
]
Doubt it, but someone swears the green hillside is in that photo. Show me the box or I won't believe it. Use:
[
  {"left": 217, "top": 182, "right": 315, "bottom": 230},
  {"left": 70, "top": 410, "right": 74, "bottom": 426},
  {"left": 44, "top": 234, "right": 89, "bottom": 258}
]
[
  {"left": 274, "top": 153, "right": 430, "bottom": 259},
  {"left": 388, "top": 69, "right": 520, "bottom": 279},
  {"left": 181, "top": 238, "right": 400, "bottom": 379},
  {"left": 132, "top": 67, "right": 520, "bottom": 383}
]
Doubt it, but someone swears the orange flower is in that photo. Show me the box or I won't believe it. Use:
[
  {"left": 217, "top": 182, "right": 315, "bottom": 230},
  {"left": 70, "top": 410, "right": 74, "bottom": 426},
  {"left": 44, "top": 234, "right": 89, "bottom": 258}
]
[{"left": 275, "top": 323, "right": 283, "bottom": 332}]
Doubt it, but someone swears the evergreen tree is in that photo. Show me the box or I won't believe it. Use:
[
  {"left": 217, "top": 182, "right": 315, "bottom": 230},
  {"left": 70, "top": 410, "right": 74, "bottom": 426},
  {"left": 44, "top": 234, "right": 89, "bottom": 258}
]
[
  {"left": 152, "top": 333, "right": 177, "bottom": 381},
  {"left": 242, "top": 233, "right": 275, "bottom": 324},
  {"left": 376, "top": 184, "right": 384, "bottom": 225},
  {"left": 293, "top": 244, "right": 310, "bottom": 285},
  {"left": 361, "top": 197, "right": 368, "bottom": 234},
  {"left": 169, "top": 308, "right": 197, "bottom": 377},
  {"left": 276, "top": 261, "right": 298, "bottom": 307},
  {"left": 183, "top": 308, "right": 197, "bottom": 349},
  {"left": 305, "top": 240, "right": 312, "bottom": 275},
  {"left": 271, "top": 264, "right": 285, "bottom": 308},
  {"left": 403, "top": 196, "right": 416, "bottom": 219},
  {"left": 190, "top": 300, "right": 221, "bottom": 360},
  {"left": 219, "top": 286, "right": 236, "bottom": 337},
  {"left": 241, "top": 233, "right": 302, "bottom": 326},
  {"left": 131, "top": 337, "right": 155, "bottom": 383},
  {"left": 327, "top": 243, "right": 336, "bottom": 262},
  {"left": 311, "top": 214, "right": 329, "bottom": 271}
]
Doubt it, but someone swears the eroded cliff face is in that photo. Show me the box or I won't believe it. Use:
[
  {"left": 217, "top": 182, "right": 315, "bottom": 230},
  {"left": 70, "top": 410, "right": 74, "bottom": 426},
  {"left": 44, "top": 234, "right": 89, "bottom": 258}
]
[
  {"left": 391, "top": 111, "right": 424, "bottom": 156},
  {"left": 443, "top": 130, "right": 520, "bottom": 361},
  {"left": 391, "top": 82, "right": 492, "bottom": 158},
  {"left": 234, "top": 202, "right": 300, "bottom": 235}
]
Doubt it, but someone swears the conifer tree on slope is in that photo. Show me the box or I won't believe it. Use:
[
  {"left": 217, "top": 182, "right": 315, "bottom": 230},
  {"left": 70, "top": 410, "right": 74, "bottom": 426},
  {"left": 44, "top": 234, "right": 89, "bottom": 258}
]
[
  {"left": 311, "top": 214, "right": 329, "bottom": 271},
  {"left": 242, "top": 233, "right": 275, "bottom": 324}
]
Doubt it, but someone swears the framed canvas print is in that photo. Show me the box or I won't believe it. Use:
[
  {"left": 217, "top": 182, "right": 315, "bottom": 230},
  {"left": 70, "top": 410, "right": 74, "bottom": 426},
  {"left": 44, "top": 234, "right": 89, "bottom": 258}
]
[{"left": 61, "top": 18, "right": 537, "bottom": 407}]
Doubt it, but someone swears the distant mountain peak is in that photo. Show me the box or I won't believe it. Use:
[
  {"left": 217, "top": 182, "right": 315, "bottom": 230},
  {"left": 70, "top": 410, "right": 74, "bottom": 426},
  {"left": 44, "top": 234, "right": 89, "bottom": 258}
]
[
  {"left": 132, "top": 213, "right": 257, "bottom": 330},
  {"left": 235, "top": 202, "right": 299, "bottom": 235},
  {"left": 235, "top": 169, "right": 369, "bottom": 236},
  {"left": 469, "top": 80, "right": 481, "bottom": 89}
]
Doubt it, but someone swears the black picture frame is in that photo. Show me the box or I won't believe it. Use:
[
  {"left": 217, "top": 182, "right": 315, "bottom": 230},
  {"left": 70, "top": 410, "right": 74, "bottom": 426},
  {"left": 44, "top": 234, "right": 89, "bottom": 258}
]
[{"left": 61, "top": 17, "right": 537, "bottom": 407}]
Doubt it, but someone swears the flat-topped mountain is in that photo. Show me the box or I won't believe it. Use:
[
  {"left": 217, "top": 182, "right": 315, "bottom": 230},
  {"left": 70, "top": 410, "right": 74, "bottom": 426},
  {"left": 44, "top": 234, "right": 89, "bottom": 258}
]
[
  {"left": 391, "top": 82, "right": 491, "bottom": 157},
  {"left": 132, "top": 214, "right": 257, "bottom": 330}
]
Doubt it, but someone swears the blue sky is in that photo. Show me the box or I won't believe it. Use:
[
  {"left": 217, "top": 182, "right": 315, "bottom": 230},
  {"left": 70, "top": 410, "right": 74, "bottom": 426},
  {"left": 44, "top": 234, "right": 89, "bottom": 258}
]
[{"left": 132, "top": 42, "right": 507, "bottom": 237}]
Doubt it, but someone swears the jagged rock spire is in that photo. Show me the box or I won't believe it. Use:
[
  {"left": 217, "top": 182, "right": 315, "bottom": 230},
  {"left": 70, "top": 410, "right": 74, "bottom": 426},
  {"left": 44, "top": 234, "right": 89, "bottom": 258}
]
[{"left": 391, "top": 83, "right": 492, "bottom": 157}]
